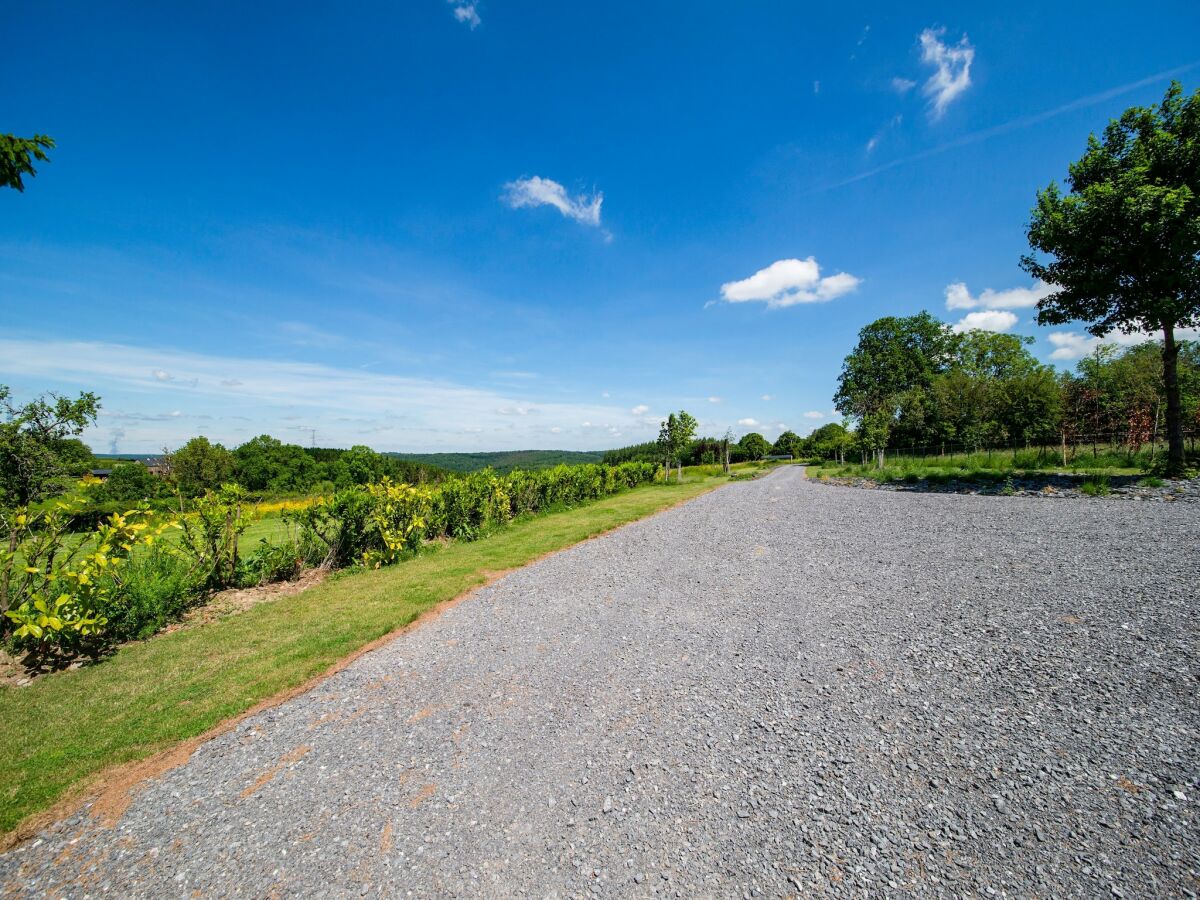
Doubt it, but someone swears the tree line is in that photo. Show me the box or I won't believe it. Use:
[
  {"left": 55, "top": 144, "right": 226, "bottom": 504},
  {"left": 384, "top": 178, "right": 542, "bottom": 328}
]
[{"left": 827, "top": 313, "right": 1199, "bottom": 466}]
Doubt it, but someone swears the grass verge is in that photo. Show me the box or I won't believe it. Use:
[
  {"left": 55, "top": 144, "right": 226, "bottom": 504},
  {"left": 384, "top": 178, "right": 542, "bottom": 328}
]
[{"left": 0, "top": 474, "right": 728, "bottom": 840}]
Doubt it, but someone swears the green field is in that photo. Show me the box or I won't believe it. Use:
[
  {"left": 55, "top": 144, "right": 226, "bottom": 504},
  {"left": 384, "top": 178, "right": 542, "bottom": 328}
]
[{"left": 0, "top": 471, "right": 735, "bottom": 838}]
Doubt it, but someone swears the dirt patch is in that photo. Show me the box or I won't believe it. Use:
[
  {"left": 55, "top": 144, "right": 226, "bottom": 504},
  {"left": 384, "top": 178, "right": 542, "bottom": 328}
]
[{"left": 165, "top": 568, "right": 330, "bottom": 632}]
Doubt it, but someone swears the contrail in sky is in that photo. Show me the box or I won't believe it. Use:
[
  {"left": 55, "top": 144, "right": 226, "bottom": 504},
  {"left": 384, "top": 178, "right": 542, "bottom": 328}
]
[{"left": 815, "top": 60, "right": 1200, "bottom": 193}]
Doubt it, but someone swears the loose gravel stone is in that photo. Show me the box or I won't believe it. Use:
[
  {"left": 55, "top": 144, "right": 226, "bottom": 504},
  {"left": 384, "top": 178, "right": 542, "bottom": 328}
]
[
  {"left": 1, "top": 466, "right": 1196, "bottom": 897},
  {"left": 818, "top": 471, "right": 1200, "bottom": 501}
]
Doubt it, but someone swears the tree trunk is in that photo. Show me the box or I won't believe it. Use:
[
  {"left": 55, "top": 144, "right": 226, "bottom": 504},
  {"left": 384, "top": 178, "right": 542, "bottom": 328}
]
[
  {"left": 677, "top": 461, "right": 682, "bottom": 483},
  {"left": 1162, "top": 324, "right": 1185, "bottom": 476}
]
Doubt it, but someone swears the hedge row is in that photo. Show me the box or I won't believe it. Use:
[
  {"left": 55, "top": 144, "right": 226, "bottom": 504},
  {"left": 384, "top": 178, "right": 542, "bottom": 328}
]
[{"left": 292, "top": 461, "right": 660, "bottom": 568}]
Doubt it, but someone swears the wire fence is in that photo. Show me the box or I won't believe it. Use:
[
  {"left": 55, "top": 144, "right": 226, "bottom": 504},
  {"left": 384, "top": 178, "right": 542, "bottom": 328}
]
[{"left": 849, "top": 430, "right": 1200, "bottom": 468}]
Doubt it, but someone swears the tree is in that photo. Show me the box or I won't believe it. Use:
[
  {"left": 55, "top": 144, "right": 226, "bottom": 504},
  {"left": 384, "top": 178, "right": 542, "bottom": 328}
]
[
  {"left": 669, "top": 410, "right": 697, "bottom": 482},
  {"left": 233, "top": 434, "right": 316, "bottom": 492},
  {"left": 656, "top": 411, "right": 698, "bottom": 482},
  {"left": 656, "top": 416, "right": 674, "bottom": 480},
  {"left": 834, "top": 312, "right": 953, "bottom": 465},
  {"left": 1, "top": 134, "right": 55, "bottom": 192},
  {"left": 172, "top": 436, "right": 236, "bottom": 496},
  {"left": 99, "top": 461, "right": 161, "bottom": 502},
  {"left": 0, "top": 386, "right": 100, "bottom": 507},
  {"left": 1021, "top": 81, "right": 1200, "bottom": 474},
  {"left": 738, "top": 432, "right": 771, "bottom": 460},
  {"left": 805, "top": 422, "right": 852, "bottom": 463},
  {"left": 773, "top": 430, "right": 802, "bottom": 458}
]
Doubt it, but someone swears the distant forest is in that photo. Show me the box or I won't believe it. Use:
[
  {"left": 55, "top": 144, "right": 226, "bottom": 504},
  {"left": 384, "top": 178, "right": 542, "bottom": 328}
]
[{"left": 386, "top": 449, "right": 604, "bottom": 474}]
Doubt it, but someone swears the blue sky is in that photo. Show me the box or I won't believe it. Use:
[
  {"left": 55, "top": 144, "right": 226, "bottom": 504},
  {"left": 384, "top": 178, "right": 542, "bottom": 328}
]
[{"left": 2, "top": 1, "right": 1198, "bottom": 453}]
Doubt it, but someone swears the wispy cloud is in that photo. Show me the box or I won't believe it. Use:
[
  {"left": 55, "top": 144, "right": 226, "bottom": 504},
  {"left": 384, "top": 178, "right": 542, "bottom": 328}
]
[
  {"left": 737, "top": 418, "right": 759, "bottom": 427},
  {"left": 630, "top": 404, "right": 649, "bottom": 415},
  {"left": 919, "top": 27, "right": 974, "bottom": 118},
  {"left": 0, "top": 338, "right": 653, "bottom": 452},
  {"left": 447, "top": 0, "right": 480, "bottom": 29},
  {"left": 803, "top": 411, "right": 825, "bottom": 420},
  {"left": 891, "top": 76, "right": 916, "bottom": 94},
  {"left": 503, "top": 176, "right": 604, "bottom": 230},
  {"left": 719, "top": 258, "right": 861, "bottom": 309},
  {"left": 818, "top": 61, "right": 1200, "bottom": 192},
  {"left": 866, "top": 115, "right": 903, "bottom": 154}
]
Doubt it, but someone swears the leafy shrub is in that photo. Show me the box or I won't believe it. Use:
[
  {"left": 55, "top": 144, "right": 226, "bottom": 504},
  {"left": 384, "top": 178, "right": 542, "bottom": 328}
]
[
  {"left": 175, "top": 484, "right": 249, "bottom": 589},
  {"left": 288, "top": 488, "right": 373, "bottom": 569},
  {"left": 362, "top": 479, "right": 436, "bottom": 568},
  {"left": 239, "top": 534, "right": 317, "bottom": 586},
  {"left": 102, "top": 546, "right": 201, "bottom": 641},
  {"left": 3, "top": 501, "right": 175, "bottom": 658}
]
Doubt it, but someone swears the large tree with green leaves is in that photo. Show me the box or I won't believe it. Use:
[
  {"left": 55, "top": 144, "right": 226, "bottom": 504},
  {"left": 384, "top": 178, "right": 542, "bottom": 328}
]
[
  {"left": 0, "top": 386, "right": 99, "bottom": 507},
  {"left": 738, "top": 432, "right": 771, "bottom": 461},
  {"left": 833, "top": 311, "right": 954, "bottom": 465},
  {"left": 171, "top": 436, "right": 236, "bottom": 497},
  {"left": 1, "top": 134, "right": 55, "bottom": 191},
  {"left": 1021, "top": 81, "right": 1200, "bottom": 473}
]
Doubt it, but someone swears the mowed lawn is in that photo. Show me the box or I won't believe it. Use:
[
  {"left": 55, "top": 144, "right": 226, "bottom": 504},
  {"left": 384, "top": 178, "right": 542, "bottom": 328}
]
[{"left": 0, "top": 475, "right": 730, "bottom": 837}]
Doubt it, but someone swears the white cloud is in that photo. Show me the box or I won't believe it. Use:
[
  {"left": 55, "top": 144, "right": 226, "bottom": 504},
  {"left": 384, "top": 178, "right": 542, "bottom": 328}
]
[
  {"left": 919, "top": 27, "right": 974, "bottom": 118},
  {"left": 737, "top": 418, "right": 759, "bottom": 427},
  {"left": 707, "top": 396, "right": 721, "bottom": 404},
  {"left": 503, "top": 176, "right": 603, "bottom": 228},
  {"left": 951, "top": 310, "right": 1018, "bottom": 333},
  {"left": 945, "top": 280, "right": 1053, "bottom": 311},
  {"left": 630, "top": 404, "right": 649, "bottom": 415},
  {"left": 550, "top": 426, "right": 562, "bottom": 434},
  {"left": 153, "top": 369, "right": 171, "bottom": 381},
  {"left": 601, "top": 391, "right": 610, "bottom": 398},
  {"left": 761, "top": 394, "right": 773, "bottom": 401},
  {"left": 813, "top": 80, "right": 820, "bottom": 94},
  {"left": 891, "top": 76, "right": 917, "bottom": 94},
  {"left": 720, "top": 257, "right": 861, "bottom": 309},
  {"left": 803, "top": 411, "right": 825, "bottom": 420},
  {"left": 1046, "top": 327, "right": 1199, "bottom": 361},
  {"left": 448, "top": 1, "right": 480, "bottom": 29}
]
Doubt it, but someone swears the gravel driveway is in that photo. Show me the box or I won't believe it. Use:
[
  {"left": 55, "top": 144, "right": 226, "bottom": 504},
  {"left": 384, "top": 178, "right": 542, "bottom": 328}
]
[{"left": 3, "top": 466, "right": 1197, "bottom": 897}]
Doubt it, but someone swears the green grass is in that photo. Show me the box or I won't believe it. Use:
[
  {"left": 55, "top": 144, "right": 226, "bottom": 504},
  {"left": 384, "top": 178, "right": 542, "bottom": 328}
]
[
  {"left": 0, "top": 473, "right": 731, "bottom": 837},
  {"left": 805, "top": 446, "right": 1157, "bottom": 484},
  {"left": 1079, "top": 474, "right": 1111, "bottom": 496}
]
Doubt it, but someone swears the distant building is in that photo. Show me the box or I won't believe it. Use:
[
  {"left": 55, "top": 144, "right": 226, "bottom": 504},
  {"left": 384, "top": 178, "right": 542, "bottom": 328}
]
[
  {"left": 141, "top": 457, "right": 170, "bottom": 477},
  {"left": 89, "top": 468, "right": 113, "bottom": 480}
]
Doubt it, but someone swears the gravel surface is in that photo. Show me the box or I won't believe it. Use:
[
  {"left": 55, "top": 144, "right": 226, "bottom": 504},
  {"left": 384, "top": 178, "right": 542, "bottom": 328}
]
[{"left": 3, "top": 465, "right": 1197, "bottom": 897}]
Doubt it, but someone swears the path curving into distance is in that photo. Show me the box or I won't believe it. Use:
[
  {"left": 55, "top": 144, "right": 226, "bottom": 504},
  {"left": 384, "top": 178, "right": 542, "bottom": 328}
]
[{"left": 2, "top": 466, "right": 1197, "bottom": 897}]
